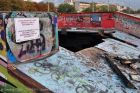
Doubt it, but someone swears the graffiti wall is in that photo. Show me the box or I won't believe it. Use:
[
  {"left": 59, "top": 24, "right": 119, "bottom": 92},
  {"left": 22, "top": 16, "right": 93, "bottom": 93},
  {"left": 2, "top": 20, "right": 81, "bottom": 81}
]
[
  {"left": 58, "top": 13, "right": 115, "bottom": 29},
  {"left": 0, "top": 11, "right": 58, "bottom": 64},
  {"left": 114, "top": 12, "right": 140, "bottom": 38},
  {"left": 0, "top": 13, "right": 7, "bottom": 63}
]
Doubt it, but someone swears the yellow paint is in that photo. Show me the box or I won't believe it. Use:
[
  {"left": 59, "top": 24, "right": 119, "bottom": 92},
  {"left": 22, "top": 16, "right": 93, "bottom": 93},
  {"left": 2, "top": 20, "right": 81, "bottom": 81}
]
[{"left": 0, "top": 39, "right": 6, "bottom": 57}]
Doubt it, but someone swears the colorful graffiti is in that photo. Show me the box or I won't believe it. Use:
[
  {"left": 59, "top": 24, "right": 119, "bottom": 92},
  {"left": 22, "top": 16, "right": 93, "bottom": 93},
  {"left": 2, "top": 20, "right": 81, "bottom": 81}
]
[
  {"left": 17, "top": 47, "right": 138, "bottom": 93},
  {"left": 114, "top": 12, "right": 140, "bottom": 38},
  {"left": 0, "top": 14, "right": 7, "bottom": 63},
  {"left": 0, "top": 11, "right": 58, "bottom": 63},
  {"left": 6, "top": 12, "right": 58, "bottom": 62}
]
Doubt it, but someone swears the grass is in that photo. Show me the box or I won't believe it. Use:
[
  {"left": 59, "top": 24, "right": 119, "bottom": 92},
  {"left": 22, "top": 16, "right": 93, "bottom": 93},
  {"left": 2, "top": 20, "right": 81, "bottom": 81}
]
[{"left": 0, "top": 65, "right": 33, "bottom": 93}]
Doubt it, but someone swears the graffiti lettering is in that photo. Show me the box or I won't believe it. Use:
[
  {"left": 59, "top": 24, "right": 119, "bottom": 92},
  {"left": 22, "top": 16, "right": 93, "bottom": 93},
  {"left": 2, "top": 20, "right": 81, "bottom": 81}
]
[
  {"left": 58, "top": 13, "right": 113, "bottom": 29},
  {"left": 32, "top": 59, "right": 82, "bottom": 83},
  {"left": 114, "top": 13, "right": 140, "bottom": 38},
  {"left": 18, "top": 34, "right": 46, "bottom": 58},
  {"left": 34, "top": 60, "right": 53, "bottom": 70},
  {"left": 16, "top": 12, "right": 27, "bottom": 17},
  {"left": 76, "top": 84, "right": 95, "bottom": 93}
]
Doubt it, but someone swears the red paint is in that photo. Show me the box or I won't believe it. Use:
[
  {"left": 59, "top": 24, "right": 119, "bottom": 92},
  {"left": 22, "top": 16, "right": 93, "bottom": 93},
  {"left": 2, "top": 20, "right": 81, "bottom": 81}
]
[
  {"left": 101, "top": 13, "right": 115, "bottom": 28},
  {"left": 58, "top": 12, "right": 140, "bottom": 38},
  {"left": 115, "top": 12, "right": 140, "bottom": 22},
  {"left": 114, "top": 12, "right": 140, "bottom": 38},
  {"left": 58, "top": 12, "right": 115, "bottom": 30}
]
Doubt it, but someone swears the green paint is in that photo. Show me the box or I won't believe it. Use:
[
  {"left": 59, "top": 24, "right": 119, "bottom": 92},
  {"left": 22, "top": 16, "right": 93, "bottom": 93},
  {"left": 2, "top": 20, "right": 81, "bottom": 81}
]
[{"left": 0, "top": 66, "right": 32, "bottom": 93}]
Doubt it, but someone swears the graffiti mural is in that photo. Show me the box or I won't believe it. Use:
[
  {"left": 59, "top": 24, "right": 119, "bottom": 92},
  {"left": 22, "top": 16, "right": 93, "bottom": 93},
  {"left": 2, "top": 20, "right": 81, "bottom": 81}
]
[
  {"left": 17, "top": 47, "right": 138, "bottom": 93},
  {"left": 58, "top": 13, "right": 114, "bottom": 29},
  {"left": 0, "top": 11, "right": 58, "bottom": 63},
  {"left": 0, "top": 13, "right": 7, "bottom": 63},
  {"left": 5, "top": 12, "right": 58, "bottom": 62},
  {"left": 114, "top": 12, "right": 140, "bottom": 38}
]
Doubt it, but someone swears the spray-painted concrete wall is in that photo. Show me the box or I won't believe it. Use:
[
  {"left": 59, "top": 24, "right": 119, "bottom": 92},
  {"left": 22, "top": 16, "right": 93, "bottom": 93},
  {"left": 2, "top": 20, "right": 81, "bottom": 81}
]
[
  {"left": 58, "top": 13, "right": 115, "bottom": 29},
  {"left": 114, "top": 12, "right": 140, "bottom": 38},
  {"left": 0, "top": 11, "right": 58, "bottom": 64},
  {"left": 0, "top": 13, "right": 7, "bottom": 63}
]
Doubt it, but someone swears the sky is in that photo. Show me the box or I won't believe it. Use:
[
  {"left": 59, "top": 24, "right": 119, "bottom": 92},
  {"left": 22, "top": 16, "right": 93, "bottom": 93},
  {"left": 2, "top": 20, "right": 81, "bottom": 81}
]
[
  {"left": 32, "top": 0, "right": 42, "bottom": 2},
  {"left": 32, "top": 0, "right": 140, "bottom": 10}
]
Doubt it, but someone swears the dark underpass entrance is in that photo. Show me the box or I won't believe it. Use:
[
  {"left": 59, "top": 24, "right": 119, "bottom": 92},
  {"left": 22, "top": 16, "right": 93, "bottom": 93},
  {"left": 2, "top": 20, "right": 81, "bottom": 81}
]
[{"left": 58, "top": 32, "right": 104, "bottom": 52}]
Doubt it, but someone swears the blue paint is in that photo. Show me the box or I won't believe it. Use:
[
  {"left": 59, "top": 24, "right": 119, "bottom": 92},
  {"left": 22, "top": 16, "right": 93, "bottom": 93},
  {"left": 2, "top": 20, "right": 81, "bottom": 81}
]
[
  {"left": 5, "top": 12, "right": 58, "bottom": 63},
  {"left": 7, "top": 50, "right": 16, "bottom": 63},
  {"left": 54, "top": 16, "right": 59, "bottom": 48},
  {"left": 54, "top": 16, "right": 57, "bottom": 24},
  {"left": 1, "top": 30, "right": 6, "bottom": 41},
  {"left": 91, "top": 14, "right": 101, "bottom": 22},
  {"left": 17, "top": 47, "right": 138, "bottom": 93}
]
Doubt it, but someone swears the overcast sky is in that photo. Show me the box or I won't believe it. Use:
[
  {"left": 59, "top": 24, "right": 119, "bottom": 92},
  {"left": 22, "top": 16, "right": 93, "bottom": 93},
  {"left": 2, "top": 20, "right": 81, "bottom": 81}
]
[{"left": 32, "top": 0, "right": 140, "bottom": 10}]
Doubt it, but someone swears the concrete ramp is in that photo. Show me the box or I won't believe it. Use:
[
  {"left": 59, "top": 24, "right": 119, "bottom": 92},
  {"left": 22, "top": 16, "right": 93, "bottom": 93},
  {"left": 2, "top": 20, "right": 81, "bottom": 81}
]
[{"left": 16, "top": 47, "right": 138, "bottom": 93}]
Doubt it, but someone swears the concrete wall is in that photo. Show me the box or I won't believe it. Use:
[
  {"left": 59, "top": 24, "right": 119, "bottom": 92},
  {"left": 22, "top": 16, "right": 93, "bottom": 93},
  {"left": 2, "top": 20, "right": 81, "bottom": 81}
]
[
  {"left": 114, "top": 12, "right": 140, "bottom": 38},
  {"left": 0, "top": 11, "right": 58, "bottom": 64},
  {"left": 58, "top": 13, "right": 115, "bottom": 29}
]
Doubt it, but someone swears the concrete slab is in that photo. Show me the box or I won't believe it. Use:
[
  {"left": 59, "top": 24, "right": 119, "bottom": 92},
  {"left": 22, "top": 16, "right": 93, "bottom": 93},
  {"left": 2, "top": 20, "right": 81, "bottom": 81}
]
[
  {"left": 112, "top": 31, "right": 140, "bottom": 49},
  {"left": 16, "top": 47, "right": 138, "bottom": 93},
  {"left": 94, "top": 35, "right": 140, "bottom": 90},
  {"left": 95, "top": 38, "right": 140, "bottom": 59}
]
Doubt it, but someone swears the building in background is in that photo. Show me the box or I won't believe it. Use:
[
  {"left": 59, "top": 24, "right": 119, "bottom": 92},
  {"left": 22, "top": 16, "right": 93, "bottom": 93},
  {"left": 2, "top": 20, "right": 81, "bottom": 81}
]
[
  {"left": 64, "top": 0, "right": 78, "bottom": 5},
  {"left": 74, "top": 1, "right": 91, "bottom": 12},
  {"left": 115, "top": 4, "right": 127, "bottom": 11},
  {"left": 95, "top": 2, "right": 127, "bottom": 12},
  {"left": 64, "top": 0, "right": 127, "bottom": 12}
]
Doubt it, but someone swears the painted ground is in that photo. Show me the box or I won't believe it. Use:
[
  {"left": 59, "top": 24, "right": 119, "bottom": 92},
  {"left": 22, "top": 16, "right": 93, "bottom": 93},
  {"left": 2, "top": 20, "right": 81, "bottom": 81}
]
[{"left": 17, "top": 47, "right": 138, "bottom": 93}]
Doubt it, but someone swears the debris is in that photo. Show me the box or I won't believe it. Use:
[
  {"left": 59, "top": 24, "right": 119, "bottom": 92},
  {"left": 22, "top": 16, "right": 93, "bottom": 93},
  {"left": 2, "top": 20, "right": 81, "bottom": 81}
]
[
  {"left": 103, "top": 54, "right": 136, "bottom": 89},
  {"left": 130, "top": 74, "right": 140, "bottom": 82},
  {"left": 95, "top": 37, "right": 140, "bottom": 89},
  {"left": 123, "top": 61, "right": 132, "bottom": 65},
  {"left": 130, "top": 63, "right": 140, "bottom": 70}
]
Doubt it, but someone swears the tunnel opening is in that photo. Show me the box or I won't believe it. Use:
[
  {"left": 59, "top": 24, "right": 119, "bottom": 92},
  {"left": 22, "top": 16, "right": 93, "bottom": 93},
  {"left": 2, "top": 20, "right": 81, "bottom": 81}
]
[{"left": 58, "top": 32, "right": 105, "bottom": 52}]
